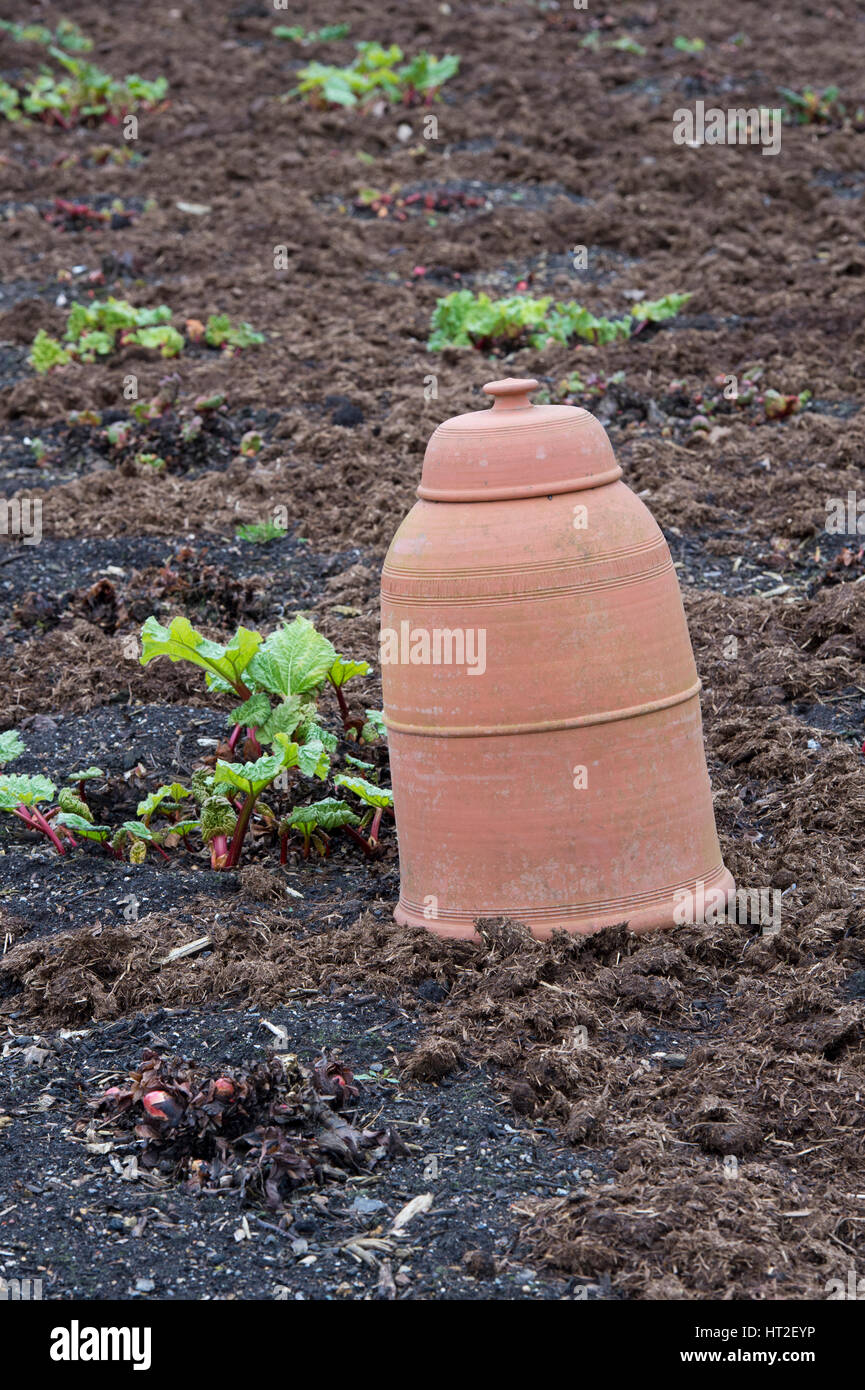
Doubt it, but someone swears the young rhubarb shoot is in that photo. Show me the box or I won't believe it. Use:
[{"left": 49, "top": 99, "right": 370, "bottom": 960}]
[
  {"left": 201, "top": 795, "right": 237, "bottom": 869},
  {"left": 283, "top": 798, "right": 360, "bottom": 860},
  {"left": 333, "top": 775, "right": 394, "bottom": 852},
  {"left": 212, "top": 751, "right": 288, "bottom": 868},
  {"left": 328, "top": 655, "right": 371, "bottom": 734}
]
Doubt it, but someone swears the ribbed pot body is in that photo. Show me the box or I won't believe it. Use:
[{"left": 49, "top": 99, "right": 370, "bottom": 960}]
[{"left": 381, "top": 481, "right": 733, "bottom": 939}]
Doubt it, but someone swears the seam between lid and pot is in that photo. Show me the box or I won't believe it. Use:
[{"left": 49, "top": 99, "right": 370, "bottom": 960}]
[
  {"left": 417, "top": 464, "right": 623, "bottom": 501},
  {"left": 384, "top": 679, "right": 701, "bottom": 736}
]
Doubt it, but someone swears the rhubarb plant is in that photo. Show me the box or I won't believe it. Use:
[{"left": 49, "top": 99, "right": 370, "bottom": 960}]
[
  {"left": 0, "top": 41, "right": 168, "bottom": 127},
  {"left": 30, "top": 303, "right": 263, "bottom": 374},
  {"left": 293, "top": 42, "right": 459, "bottom": 108},
  {"left": 428, "top": 290, "right": 691, "bottom": 352},
  {"left": 138, "top": 614, "right": 374, "bottom": 868}
]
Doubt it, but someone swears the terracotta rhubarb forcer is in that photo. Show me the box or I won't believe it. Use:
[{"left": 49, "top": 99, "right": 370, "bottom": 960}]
[{"left": 380, "top": 378, "right": 733, "bottom": 940}]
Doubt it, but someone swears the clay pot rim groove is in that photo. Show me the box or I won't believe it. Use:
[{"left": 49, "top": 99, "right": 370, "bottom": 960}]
[
  {"left": 383, "top": 534, "right": 667, "bottom": 579},
  {"left": 434, "top": 411, "right": 593, "bottom": 436},
  {"left": 417, "top": 464, "right": 622, "bottom": 502},
  {"left": 381, "top": 556, "right": 676, "bottom": 605},
  {"left": 384, "top": 680, "right": 702, "bottom": 737},
  {"left": 398, "top": 860, "right": 730, "bottom": 920}
]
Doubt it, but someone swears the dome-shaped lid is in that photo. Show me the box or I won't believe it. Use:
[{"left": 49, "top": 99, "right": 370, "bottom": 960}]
[{"left": 417, "top": 378, "right": 622, "bottom": 502}]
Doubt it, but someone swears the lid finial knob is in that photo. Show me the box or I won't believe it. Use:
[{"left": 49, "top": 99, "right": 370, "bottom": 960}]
[{"left": 483, "top": 377, "right": 539, "bottom": 411}]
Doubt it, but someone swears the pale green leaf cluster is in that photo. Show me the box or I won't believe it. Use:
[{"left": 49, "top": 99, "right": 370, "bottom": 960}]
[
  {"left": 294, "top": 41, "right": 459, "bottom": 107},
  {"left": 428, "top": 290, "right": 692, "bottom": 352}
]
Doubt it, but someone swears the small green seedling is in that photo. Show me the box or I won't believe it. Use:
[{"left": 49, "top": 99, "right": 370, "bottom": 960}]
[{"left": 236, "top": 520, "right": 287, "bottom": 544}]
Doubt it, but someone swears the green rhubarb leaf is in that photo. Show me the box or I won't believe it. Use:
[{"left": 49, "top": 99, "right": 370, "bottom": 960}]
[
  {"left": 360, "top": 709, "right": 387, "bottom": 743},
  {"left": 246, "top": 616, "right": 336, "bottom": 698},
  {"left": 631, "top": 292, "right": 692, "bottom": 323},
  {"left": 57, "top": 787, "right": 93, "bottom": 822},
  {"left": 140, "top": 616, "right": 262, "bottom": 695},
  {"left": 294, "top": 717, "right": 338, "bottom": 752},
  {"left": 122, "top": 820, "right": 154, "bottom": 840},
  {"left": 333, "top": 774, "right": 394, "bottom": 809},
  {"left": 271, "top": 733, "right": 330, "bottom": 781},
  {"left": 288, "top": 798, "right": 360, "bottom": 833},
  {"left": 166, "top": 819, "right": 201, "bottom": 838},
  {"left": 136, "top": 783, "right": 192, "bottom": 823},
  {"left": 297, "top": 739, "right": 330, "bottom": 781},
  {"left": 55, "top": 813, "right": 112, "bottom": 841},
  {"left": 0, "top": 731, "right": 25, "bottom": 767},
  {"left": 200, "top": 795, "right": 236, "bottom": 843},
  {"left": 344, "top": 753, "right": 376, "bottom": 772},
  {"left": 213, "top": 753, "right": 285, "bottom": 798},
  {"left": 0, "top": 774, "right": 56, "bottom": 809},
  {"left": 227, "top": 692, "right": 273, "bottom": 729},
  {"left": 257, "top": 696, "right": 306, "bottom": 743},
  {"left": 66, "top": 766, "right": 103, "bottom": 781},
  {"left": 29, "top": 330, "right": 71, "bottom": 373},
  {"left": 329, "top": 655, "right": 371, "bottom": 688},
  {"left": 126, "top": 325, "right": 184, "bottom": 357}
]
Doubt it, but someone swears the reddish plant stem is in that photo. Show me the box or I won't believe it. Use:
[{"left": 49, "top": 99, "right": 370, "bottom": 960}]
[
  {"left": 279, "top": 832, "right": 288, "bottom": 866},
  {"left": 14, "top": 805, "right": 67, "bottom": 855},
  {"left": 228, "top": 723, "right": 243, "bottom": 754},
  {"left": 225, "top": 791, "right": 258, "bottom": 868},
  {"left": 210, "top": 833, "right": 229, "bottom": 869},
  {"left": 343, "top": 823, "right": 374, "bottom": 856},
  {"left": 369, "top": 807, "right": 384, "bottom": 846}
]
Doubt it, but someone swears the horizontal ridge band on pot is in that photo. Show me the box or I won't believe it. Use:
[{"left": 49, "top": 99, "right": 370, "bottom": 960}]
[
  {"left": 382, "top": 533, "right": 672, "bottom": 603},
  {"left": 418, "top": 381, "right": 622, "bottom": 500},
  {"left": 399, "top": 859, "right": 729, "bottom": 922},
  {"left": 384, "top": 680, "right": 702, "bottom": 737}
]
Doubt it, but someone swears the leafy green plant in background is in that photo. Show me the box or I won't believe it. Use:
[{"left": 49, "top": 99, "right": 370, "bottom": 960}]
[
  {"left": 204, "top": 315, "right": 265, "bottom": 350},
  {"left": 777, "top": 85, "right": 851, "bottom": 126},
  {"left": 0, "top": 25, "right": 168, "bottom": 126},
  {"left": 293, "top": 41, "right": 459, "bottom": 108},
  {"left": 673, "top": 36, "right": 706, "bottom": 54},
  {"left": 236, "top": 520, "right": 287, "bottom": 545},
  {"left": 29, "top": 302, "right": 264, "bottom": 373},
  {"left": 273, "top": 23, "right": 351, "bottom": 44},
  {"left": 0, "top": 18, "right": 93, "bottom": 52},
  {"left": 428, "top": 290, "right": 691, "bottom": 352},
  {"left": 0, "top": 739, "right": 177, "bottom": 861}
]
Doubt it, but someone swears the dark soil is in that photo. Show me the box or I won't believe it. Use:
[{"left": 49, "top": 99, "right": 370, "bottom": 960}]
[{"left": 1, "top": 0, "right": 864, "bottom": 1302}]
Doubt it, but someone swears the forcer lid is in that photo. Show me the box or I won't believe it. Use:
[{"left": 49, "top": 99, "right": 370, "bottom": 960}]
[{"left": 417, "top": 378, "right": 622, "bottom": 502}]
